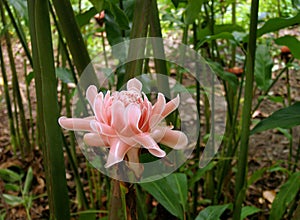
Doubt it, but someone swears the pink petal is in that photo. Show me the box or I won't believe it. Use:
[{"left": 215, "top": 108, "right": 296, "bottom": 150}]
[
  {"left": 94, "top": 93, "right": 104, "bottom": 122},
  {"left": 86, "top": 85, "right": 98, "bottom": 107},
  {"left": 161, "top": 94, "right": 180, "bottom": 118},
  {"left": 90, "top": 121, "right": 116, "bottom": 137},
  {"left": 159, "top": 129, "right": 188, "bottom": 150},
  {"left": 58, "top": 116, "right": 93, "bottom": 132},
  {"left": 124, "top": 104, "right": 142, "bottom": 134},
  {"left": 111, "top": 101, "right": 126, "bottom": 133},
  {"left": 127, "top": 78, "right": 142, "bottom": 92},
  {"left": 133, "top": 133, "right": 166, "bottom": 157},
  {"left": 105, "top": 138, "right": 132, "bottom": 168},
  {"left": 150, "top": 93, "right": 166, "bottom": 128},
  {"left": 83, "top": 133, "right": 109, "bottom": 146}
]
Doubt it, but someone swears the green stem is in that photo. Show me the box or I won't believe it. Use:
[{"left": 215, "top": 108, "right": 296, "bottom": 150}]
[
  {"left": 28, "top": 0, "right": 70, "bottom": 218},
  {"left": 233, "top": 0, "right": 259, "bottom": 219}
]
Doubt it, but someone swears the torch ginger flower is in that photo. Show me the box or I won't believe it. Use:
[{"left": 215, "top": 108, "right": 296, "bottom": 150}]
[{"left": 58, "top": 78, "right": 188, "bottom": 168}]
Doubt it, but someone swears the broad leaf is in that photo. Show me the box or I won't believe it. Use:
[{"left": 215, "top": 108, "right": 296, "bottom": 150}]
[
  {"left": 188, "top": 162, "right": 216, "bottom": 188},
  {"left": 0, "top": 168, "right": 22, "bottom": 183},
  {"left": 165, "top": 173, "right": 188, "bottom": 211},
  {"left": 184, "top": 0, "right": 205, "bottom": 24},
  {"left": 88, "top": 0, "right": 104, "bottom": 12},
  {"left": 269, "top": 172, "right": 300, "bottom": 220},
  {"left": 254, "top": 45, "right": 273, "bottom": 91},
  {"left": 275, "top": 35, "right": 300, "bottom": 60},
  {"left": 3, "top": 194, "right": 23, "bottom": 206},
  {"left": 257, "top": 12, "right": 300, "bottom": 38},
  {"left": 251, "top": 102, "right": 300, "bottom": 134},
  {"left": 195, "top": 203, "right": 231, "bottom": 220},
  {"left": 139, "top": 174, "right": 184, "bottom": 219},
  {"left": 241, "top": 206, "right": 261, "bottom": 220},
  {"left": 76, "top": 7, "right": 98, "bottom": 27},
  {"left": 108, "top": 2, "right": 130, "bottom": 30}
]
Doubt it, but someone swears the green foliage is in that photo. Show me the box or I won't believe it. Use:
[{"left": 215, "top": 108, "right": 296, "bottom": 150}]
[
  {"left": 275, "top": 35, "right": 300, "bottom": 60},
  {"left": 240, "top": 206, "right": 261, "bottom": 220},
  {"left": 254, "top": 44, "right": 273, "bottom": 91},
  {"left": 139, "top": 173, "right": 187, "bottom": 220},
  {"left": 251, "top": 102, "right": 300, "bottom": 134},
  {"left": 184, "top": 0, "right": 204, "bottom": 24},
  {"left": 269, "top": 172, "right": 300, "bottom": 220},
  {"left": 195, "top": 203, "right": 231, "bottom": 220}
]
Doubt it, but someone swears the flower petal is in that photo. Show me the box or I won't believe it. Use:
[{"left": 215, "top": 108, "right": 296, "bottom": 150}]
[
  {"left": 127, "top": 78, "right": 142, "bottom": 92},
  {"left": 161, "top": 94, "right": 180, "bottom": 118},
  {"left": 83, "top": 133, "right": 109, "bottom": 146},
  {"left": 94, "top": 93, "right": 104, "bottom": 122},
  {"left": 150, "top": 93, "right": 166, "bottom": 128},
  {"left": 58, "top": 116, "right": 93, "bottom": 131},
  {"left": 133, "top": 133, "right": 166, "bottom": 157},
  {"left": 159, "top": 129, "right": 188, "bottom": 150},
  {"left": 124, "top": 104, "right": 142, "bottom": 134},
  {"left": 86, "top": 85, "right": 98, "bottom": 107},
  {"left": 111, "top": 101, "right": 126, "bottom": 133},
  {"left": 90, "top": 121, "right": 116, "bottom": 137},
  {"left": 105, "top": 138, "right": 132, "bottom": 168}
]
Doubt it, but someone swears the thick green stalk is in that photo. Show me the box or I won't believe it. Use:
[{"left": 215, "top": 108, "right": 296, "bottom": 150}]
[
  {"left": 124, "top": 0, "right": 151, "bottom": 81},
  {"left": 51, "top": 0, "right": 98, "bottom": 89},
  {"left": 27, "top": 0, "right": 70, "bottom": 219},
  {"left": 233, "top": 0, "right": 259, "bottom": 219},
  {"left": 0, "top": 41, "right": 17, "bottom": 153},
  {"left": 149, "top": 0, "right": 170, "bottom": 98},
  {"left": 0, "top": 0, "right": 31, "bottom": 154}
]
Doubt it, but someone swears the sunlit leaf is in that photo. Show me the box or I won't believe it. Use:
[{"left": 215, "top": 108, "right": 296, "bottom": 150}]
[
  {"left": 139, "top": 174, "right": 185, "bottom": 219},
  {"left": 195, "top": 203, "right": 231, "bottom": 220},
  {"left": 3, "top": 194, "right": 23, "bottom": 206},
  {"left": 275, "top": 35, "right": 300, "bottom": 60},
  {"left": 241, "top": 206, "right": 261, "bottom": 220},
  {"left": 254, "top": 45, "right": 273, "bottom": 91},
  {"left": 251, "top": 102, "right": 300, "bottom": 134},
  {"left": 269, "top": 172, "right": 300, "bottom": 220}
]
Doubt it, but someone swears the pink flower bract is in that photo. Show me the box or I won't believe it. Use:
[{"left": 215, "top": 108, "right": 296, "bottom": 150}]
[{"left": 58, "top": 78, "right": 188, "bottom": 168}]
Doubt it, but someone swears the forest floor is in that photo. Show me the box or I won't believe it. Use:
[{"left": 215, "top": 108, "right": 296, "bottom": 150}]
[{"left": 0, "top": 32, "right": 300, "bottom": 219}]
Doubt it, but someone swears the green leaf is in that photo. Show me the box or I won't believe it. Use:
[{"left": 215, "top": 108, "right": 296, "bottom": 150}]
[
  {"left": 184, "top": 0, "right": 204, "bottom": 24},
  {"left": 22, "top": 167, "right": 33, "bottom": 195},
  {"left": 3, "top": 194, "right": 23, "bottom": 206},
  {"left": 197, "top": 32, "right": 236, "bottom": 48},
  {"left": 0, "top": 168, "right": 22, "bottom": 182},
  {"left": 165, "top": 173, "right": 188, "bottom": 211},
  {"left": 7, "top": 0, "right": 28, "bottom": 21},
  {"left": 139, "top": 174, "right": 184, "bottom": 219},
  {"left": 195, "top": 203, "right": 231, "bottom": 220},
  {"left": 257, "top": 12, "right": 300, "bottom": 38},
  {"left": 56, "top": 67, "right": 75, "bottom": 84},
  {"left": 241, "top": 206, "right": 261, "bottom": 220},
  {"left": 254, "top": 45, "right": 273, "bottom": 91},
  {"left": 251, "top": 102, "right": 300, "bottom": 134},
  {"left": 26, "top": 71, "right": 34, "bottom": 85},
  {"left": 76, "top": 7, "right": 98, "bottom": 27},
  {"left": 275, "top": 35, "right": 300, "bottom": 60},
  {"left": 108, "top": 2, "right": 130, "bottom": 30},
  {"left": 188, "top": 162, "right": 216, "bottom": 188},
  {"left": 105, "top": 12, "right": 124, "bottom": 46},
  {"left": 88, "top": 0, "right": 104, "bottom": 12},
  {"left": 4, "top": 183, "right": 20, "bottom": 192},
  {"left": 269, "top": 172, "right": 300, "bottom": 220}
]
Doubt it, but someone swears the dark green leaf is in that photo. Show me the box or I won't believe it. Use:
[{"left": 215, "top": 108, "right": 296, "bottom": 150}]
[
  {"left": 166, "top": 173, "right": 188, "bottom": 211},
  {"left": 184, "top": 0, "right": 204, "bottom": 24},
  {"left": 56, "top": 67, "right": 75, "bottom": 84},
  {"left": 188, "top": 162, "right": 216, "bottom": 188},
  {"left": 269, "top": 172, "right": 300, "bottom": 220},
  {"left": 108, "top": 2, "right": 130, "bottom": 30},
  {"left": 254, "top": 45, "right": 273, "bottom": 91},
  {"left": 3, "top": 194, "right": 23, "bottom": 206},
  {"left": 275, "top": 35, "right": 300, "bottom": 60},
  {"left": 105, "top": 13, "right": 124, "bottom": 46},
  {"left": 241, "top": 206, "right": 261, "bottom": 220},
  {"left": 197, "top": 32, "right": 236, "bottom": 48},
  {"left": 26, "top": 71, "right": 34, "bottom": 85},
  {"left": 4, "top": 183, "right": 20, "bottom": 192},
  {"left": 0, "top": 168, "right": 22, "bottom": 182},
  {"left": 139, "top": 175, "right": 184, "bottom": 219},
  {"left": 257, "top": 12, "right": 300, "bottom": 38},
  {"left": 195, "top": 203, "right": 231, "bottom": 220},
  {"left": 76, "top": 7, "right": 98, "bottom": 27},
  {"left": 22, "top": 167, "right": 33, "bottom": 195},
  {"left": 251, "top": 102, "right": 300, "bottom": 134},
  {"left": 88, "top": 0, "right": 104, "bottom": 12},
  {"left": 78, "top": 211, "right": 96, "bottom": 220}
]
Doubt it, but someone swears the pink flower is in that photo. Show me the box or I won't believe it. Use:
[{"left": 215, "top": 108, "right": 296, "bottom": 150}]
[{"left": 58, "top": 78, "right": 188, "bottom": 168}]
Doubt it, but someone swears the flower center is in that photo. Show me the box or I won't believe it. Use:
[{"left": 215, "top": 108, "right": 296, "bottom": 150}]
[{"left": 113, "top": 91, "right": 142, "bottom": 106}]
